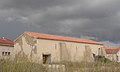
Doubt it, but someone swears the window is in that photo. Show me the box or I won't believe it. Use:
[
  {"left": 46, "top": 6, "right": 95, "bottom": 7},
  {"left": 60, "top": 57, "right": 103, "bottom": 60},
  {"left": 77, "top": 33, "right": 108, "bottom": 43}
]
[
  {"left": 2, "top": 52, "right": 4, "bottom": 56},
  {"left": 93, "top": 53, "right": 96, "bottom": 61},
  {"left": 2, "top": 52, "right": 11, "bottom": 56},
  {"left": 98, "top": 48, "right": 101, "bottom": 56},
  {"left": 8, "top": 52, "right": 10, "bottom": 55},
  {"left": 5, "top": 52, "right": 7, "bottom": 55},
  {"left": 43, "top": 54, "right": 51, "bottom": 64},
  {"left": 93, "top": 53, "right": 95, "bottom": 57},
  {"left": 116, "top": 55, "right": 119, "bottom": 61}
]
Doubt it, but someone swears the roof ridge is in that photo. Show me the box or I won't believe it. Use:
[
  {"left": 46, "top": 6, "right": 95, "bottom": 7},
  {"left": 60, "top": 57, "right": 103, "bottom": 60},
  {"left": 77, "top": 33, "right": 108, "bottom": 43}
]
[{"left": 24, "top": 31, "right": 103, "bottom": 45}]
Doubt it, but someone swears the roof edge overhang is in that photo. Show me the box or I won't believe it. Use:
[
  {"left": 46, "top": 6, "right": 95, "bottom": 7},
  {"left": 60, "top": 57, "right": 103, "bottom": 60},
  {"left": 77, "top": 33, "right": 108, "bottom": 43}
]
[
  {"left": 16, "top": 31, "right": 103, "bottom": 45},
  {"left": 0, "top": 42, "right": 14, "bottom": 47},
  {"left": 37, "top": 37, "right": 103, "bottom": 45}
]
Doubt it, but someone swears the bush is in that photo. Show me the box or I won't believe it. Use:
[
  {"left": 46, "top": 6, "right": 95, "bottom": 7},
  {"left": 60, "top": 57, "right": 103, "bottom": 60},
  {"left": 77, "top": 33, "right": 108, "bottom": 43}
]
[{"left": 95, "top": 55, "right": 112, "bottom": 63}]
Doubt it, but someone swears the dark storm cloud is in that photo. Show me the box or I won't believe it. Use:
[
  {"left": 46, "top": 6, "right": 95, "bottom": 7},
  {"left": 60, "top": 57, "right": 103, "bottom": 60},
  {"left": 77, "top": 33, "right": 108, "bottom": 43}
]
[
  {"left": 0, "top": 0, "right": 120, "bottom": 44},
  {"left": 0, "top": 0, "right": 77, "bottom": 10}
]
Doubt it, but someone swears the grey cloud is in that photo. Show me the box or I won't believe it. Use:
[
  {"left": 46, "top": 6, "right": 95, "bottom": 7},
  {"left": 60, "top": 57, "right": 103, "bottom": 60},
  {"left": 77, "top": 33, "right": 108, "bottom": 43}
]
[
  {"left": 0, "top": 0, "right": 77, "bottom": 10},
  {"left": 25, "top": 0, "right": 120, "bottom": 43},
  {"left": 0, "top": 0, "right": 120, "bottom": 45}
]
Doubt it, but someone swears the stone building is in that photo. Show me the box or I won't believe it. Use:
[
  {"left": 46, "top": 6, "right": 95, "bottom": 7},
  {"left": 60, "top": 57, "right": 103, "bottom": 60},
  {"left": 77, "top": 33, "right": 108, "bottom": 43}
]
[
  {"left": 14, "top": 31, "right": 105, "bottom": 63},
  {"left": 0, "top": 37, "right": 14, "bottom": 59},
  {"left": 104, "top": 46, "right": 120, "bottom": 62}
]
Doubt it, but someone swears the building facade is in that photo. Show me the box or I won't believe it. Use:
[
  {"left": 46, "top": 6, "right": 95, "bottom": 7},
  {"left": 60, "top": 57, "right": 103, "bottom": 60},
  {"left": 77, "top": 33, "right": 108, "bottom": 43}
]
[
  {"left": 14, "top": 32, "right": 105, "bottom": 63},
  {"left": 0, "top": 37, "right": 14, "bottom": 59},
  {"left": 104, "top": 46, "right": 120, "bottom": 62}
]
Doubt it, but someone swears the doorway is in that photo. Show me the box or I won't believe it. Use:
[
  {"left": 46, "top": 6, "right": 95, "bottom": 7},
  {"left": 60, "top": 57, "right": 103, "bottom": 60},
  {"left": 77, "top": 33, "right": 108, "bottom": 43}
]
[{"left": 43, "top": 54, "right": 51, "bottom": 64}]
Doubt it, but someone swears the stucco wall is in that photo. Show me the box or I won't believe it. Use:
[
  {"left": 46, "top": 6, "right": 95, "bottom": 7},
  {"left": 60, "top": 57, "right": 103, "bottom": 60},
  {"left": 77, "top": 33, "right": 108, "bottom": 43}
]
[
  {"left": 106, "top": 54, "right": 118, "bottom": 62},
  {"left": 14, "top": 34, "right": 104, "bottom": 63},
  {"left": 14, "top": 34, "right": 37, "bottom": 61},
  {"left": 0, "top": 45, "right": 13, "bottom": 59},
  {"left": 36, "top": 39, "right": 103, "bottom": 63},
  {"left": 105, "top": 51, "right": 120, "bottom": 62},
  {"left": 117, "top": 50, "right": 120, "bottom": 62}
]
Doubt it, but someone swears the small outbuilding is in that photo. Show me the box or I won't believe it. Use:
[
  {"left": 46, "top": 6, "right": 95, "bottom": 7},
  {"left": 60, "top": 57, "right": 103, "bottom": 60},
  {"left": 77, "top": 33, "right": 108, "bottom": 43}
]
[
  {"left": 104, "top": 46, "right": 120, "bottom": 62},
  {"left": 0, "top": 37, "right": 14, "bottom": 59}
]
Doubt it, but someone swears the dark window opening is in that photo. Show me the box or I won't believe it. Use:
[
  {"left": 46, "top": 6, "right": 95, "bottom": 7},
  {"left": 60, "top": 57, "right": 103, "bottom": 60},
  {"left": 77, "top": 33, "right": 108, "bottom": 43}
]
[
  {"left": 93, "top": 53, "right": 96, "bottom": 58},
  {"left": 98, "top": 48, "right": 101, "bottom": 56},
  {"left": 5, "top": 52, "right": 7, "bottom": 55},
  {"left": 117, "top": 55, "right": 119, "bottom": 61},
  {"left": 43, "top": 54, "right": 51, "bottom": 64},
  {"left": 93, "top": 53, "right": 96, "bottom": 61},
  {"left": 8, "top": 52, "right": 10, "bottom": 55},
  {"left": 2, "top": 52, "right": 4, "bottom": 56}
]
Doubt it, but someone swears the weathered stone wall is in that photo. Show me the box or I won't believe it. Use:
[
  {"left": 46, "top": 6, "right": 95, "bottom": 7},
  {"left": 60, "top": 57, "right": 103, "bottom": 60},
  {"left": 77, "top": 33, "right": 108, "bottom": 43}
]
[
  {"left": 84, "top": 45, "right": 94, "bottom": 62},
  {"left": 14, "top": 34, "right": 38, "bottom": 62},
  {"left": 14, "top": 33, "right": 104, "bottom": 63},
  {"left": 59, "top": 42, "right": 71, "bottom": 62},
  {"left": 36, "top": 39, "right": 103, "bottom": 63},
  {"left": 0, "top": 46, "right": 13, "bottom": 59}
]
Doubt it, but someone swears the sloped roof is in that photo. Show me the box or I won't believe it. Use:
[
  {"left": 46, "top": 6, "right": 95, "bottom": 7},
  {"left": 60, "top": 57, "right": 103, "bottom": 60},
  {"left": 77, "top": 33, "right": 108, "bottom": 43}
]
[
  {"left": 0, "top": 38, "right": 14, "bottom": 47},
  {"left": 0, "top": 38, "right": 13, "bottom": 44},
  {"left": 106, "top": 49, "right": 119, "bottom": 54},
  {"left": 104, "top": 46, "right": 120, "bottom": 54},
  {"left": 24, "top": 31, "right": 103, "bottom": 45}
]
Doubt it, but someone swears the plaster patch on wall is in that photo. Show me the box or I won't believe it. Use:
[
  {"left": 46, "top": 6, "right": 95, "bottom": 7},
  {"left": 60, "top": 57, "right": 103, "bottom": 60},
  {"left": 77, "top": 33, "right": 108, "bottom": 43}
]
[
  {"left": 84, "top": 45, "right": 94, "bottom": 62},
  {"left": 23, "top": 34, "right": 37, "bottom": 61},
  {"left": 59, "top": 42, "right": 71, "bottom": 62},
  {"left": 15, "top": 34, "right": 37, "bottom": 62},
  {"left": 15, "top": 36, "right": 23, "bottom": 51}
]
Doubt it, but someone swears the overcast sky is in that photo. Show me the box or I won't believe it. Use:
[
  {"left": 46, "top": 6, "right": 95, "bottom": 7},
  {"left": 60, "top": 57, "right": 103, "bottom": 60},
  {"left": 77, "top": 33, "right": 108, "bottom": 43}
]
[{"left": 0, "top": 0, "right": 120, "bottom": 45}]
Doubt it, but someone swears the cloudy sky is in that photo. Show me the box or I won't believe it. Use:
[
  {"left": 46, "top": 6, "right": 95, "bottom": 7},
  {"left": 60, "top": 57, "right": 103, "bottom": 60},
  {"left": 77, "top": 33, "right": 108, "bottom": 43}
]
[{"left": 0, "top": 0, "right": 120, "bottom": 45}]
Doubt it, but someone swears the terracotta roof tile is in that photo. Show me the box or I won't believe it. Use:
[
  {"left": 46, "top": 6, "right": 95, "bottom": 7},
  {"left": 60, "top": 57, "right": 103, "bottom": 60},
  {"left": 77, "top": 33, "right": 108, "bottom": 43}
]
[
  {"left": 0, "top": 38, "right": 14, "bottom": 44},
  {"left": 103, "top": 46, "right": 120, "bottom": 54},
  {"left": 24, "top": 31, "right": 103, "bottom": 45},
  {"left": 105, "top": 49, "right": 119, "bottom": 54}
]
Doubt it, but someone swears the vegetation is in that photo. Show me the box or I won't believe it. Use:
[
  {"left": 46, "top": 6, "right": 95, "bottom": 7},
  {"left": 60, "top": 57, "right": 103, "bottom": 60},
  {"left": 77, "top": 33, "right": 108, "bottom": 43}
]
[
  {"left": 1, "top": 55, "right": 120, "bottom": 72},
  {"left": 94, "top": 55, "right": 112, "bottom": 63},
  {"left": 0, "top": 59, "right": 46, "bottom": 72},
  {"left": 62, "top": 56, "right": 120, "bottom": 72},
  {"left": 0, "top": 53, "right": 46, "bottom": 72}
]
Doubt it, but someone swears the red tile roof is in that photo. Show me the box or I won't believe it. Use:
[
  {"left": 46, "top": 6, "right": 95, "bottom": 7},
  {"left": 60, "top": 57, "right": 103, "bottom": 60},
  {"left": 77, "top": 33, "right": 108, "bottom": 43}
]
[
  {"left": 0, "top": 38, "right": 14, "bottom": 44},
  {"left": 24, "top": 31, "right": 103, "bottom": 45},
  {"left": 106, "top": 49, "right": 119, "bottom": 54},
  {"left": 104, "top": 46, "right": 120, "bottom": 54}
]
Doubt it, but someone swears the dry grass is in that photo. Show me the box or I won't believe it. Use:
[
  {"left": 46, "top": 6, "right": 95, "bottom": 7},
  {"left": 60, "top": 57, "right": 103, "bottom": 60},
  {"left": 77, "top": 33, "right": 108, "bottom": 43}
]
[
  {"left": 0, "top": 59, "right": 46, "bottom": 72},
  {"left": 63, "top": 61, "right": 120, "bottom": 72},
  {"left": 1, "top": 54, "right": 120, "bottom": 72},
  {"left": 0, "top": 53, "right": 47, "bottom": 72}
]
